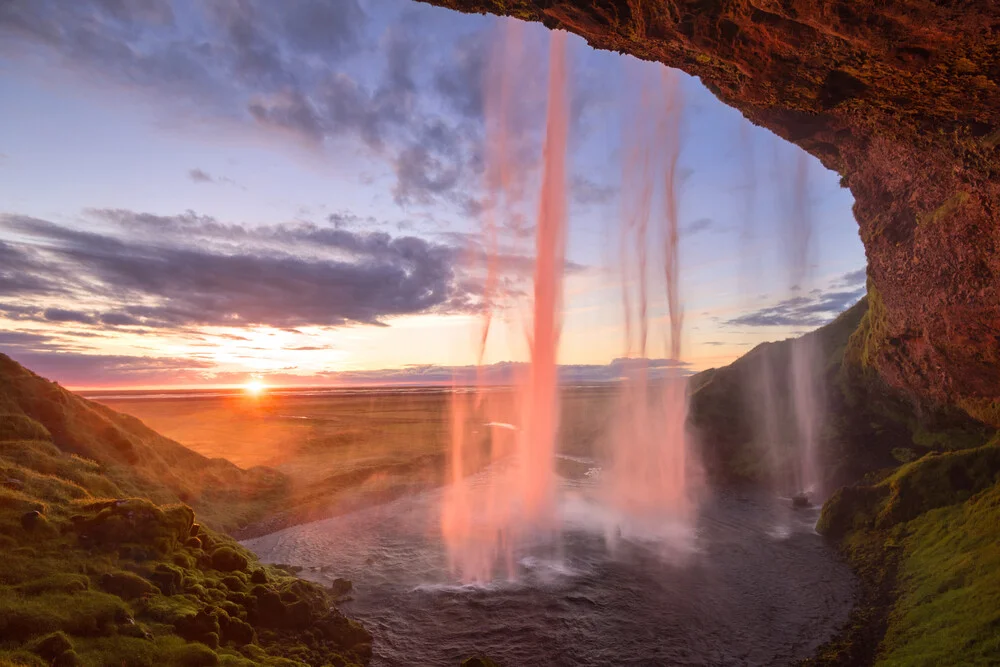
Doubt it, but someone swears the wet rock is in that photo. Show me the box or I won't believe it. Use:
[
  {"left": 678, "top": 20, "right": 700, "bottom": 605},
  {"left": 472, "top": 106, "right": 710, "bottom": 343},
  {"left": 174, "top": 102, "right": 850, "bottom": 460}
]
[
  {"left": 792, "top": 493, "right": 812, "bottom": 509},
  {"left": 329, "top": 577, "right": 353, "bottom": 598}
]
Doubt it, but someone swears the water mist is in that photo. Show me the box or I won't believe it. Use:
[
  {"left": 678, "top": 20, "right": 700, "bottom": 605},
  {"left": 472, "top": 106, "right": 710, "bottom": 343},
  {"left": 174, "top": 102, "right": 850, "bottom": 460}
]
[
  {"left": 442, "top": 26, "right": 569, "bottom": 583},
  {"left": 741, "top": 142, "right": 825, "bottom": 501},
  {"left": 600, "top": 67, "right": 695, "bottom": 543}
]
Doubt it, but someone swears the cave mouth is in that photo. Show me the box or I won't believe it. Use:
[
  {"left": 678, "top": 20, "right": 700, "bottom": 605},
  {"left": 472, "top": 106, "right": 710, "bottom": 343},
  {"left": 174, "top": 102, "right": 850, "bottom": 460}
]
[{"left": 420, "top": 0, "right": 1000, "bottom": 425}]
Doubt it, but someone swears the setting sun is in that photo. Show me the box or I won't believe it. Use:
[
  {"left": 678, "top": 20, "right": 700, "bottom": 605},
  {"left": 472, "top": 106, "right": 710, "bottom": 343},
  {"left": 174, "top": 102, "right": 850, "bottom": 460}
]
[{"left": 243, "top": 379, "right": 266, "bottom": 396}]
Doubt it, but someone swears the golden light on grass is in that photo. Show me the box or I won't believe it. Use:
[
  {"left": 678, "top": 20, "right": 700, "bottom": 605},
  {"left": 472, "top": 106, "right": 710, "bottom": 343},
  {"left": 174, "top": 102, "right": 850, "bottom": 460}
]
[{"left": 244, "top": 379, "right": 266, "bottom": 396}]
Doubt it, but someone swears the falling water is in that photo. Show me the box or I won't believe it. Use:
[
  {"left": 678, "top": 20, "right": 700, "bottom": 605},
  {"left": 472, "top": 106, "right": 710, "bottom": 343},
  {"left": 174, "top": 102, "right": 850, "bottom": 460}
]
[
  {"left": 442, "top": 27, "right": 569, "bottom": 582},
  {"left": 600, "top": 66, "right": 694, "bottom": 537},
  {"left": 742, "top": 142, "right": 824, "bottom": 500}
]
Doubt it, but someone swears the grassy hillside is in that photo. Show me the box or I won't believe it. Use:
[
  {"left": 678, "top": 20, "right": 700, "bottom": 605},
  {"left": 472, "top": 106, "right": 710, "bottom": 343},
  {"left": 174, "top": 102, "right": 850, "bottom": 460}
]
[
  {"left": 0, "top": 354, "right": 288, "bottom": 533},
  {"left": 813, "top": 437, "right": 1000, "bottom": 666},
  {"left": 0, "top": 355, "right": 372, "bottom": 666}
]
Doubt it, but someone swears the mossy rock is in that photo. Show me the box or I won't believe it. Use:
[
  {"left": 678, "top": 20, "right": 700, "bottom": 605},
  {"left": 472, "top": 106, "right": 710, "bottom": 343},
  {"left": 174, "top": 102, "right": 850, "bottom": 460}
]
[
  {"left": 148, "top": 563, "right": 185, "bottom": 595},
  {"left": 210, "top": 547, "right": 249, "bottom": 573},
  {"left": 31, "top": 631, "right": 73, "bottom": 661},
  {"left": 100, "top": 571, "right": 157, "bottom": 600}
]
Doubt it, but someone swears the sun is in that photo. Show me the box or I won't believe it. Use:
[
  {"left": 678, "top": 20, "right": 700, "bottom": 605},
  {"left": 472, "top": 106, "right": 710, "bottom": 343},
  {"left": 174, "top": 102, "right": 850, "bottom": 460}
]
[{"left": 243, "top": 379, "right": 266, "bottom": 396}]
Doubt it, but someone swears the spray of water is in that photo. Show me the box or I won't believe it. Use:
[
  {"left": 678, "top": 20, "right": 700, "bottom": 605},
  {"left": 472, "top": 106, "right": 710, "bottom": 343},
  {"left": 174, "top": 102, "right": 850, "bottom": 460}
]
[
  {"left": 600, "top": 66, "right": 694, "bottom": 537},
  {"left": 442, "top": 27, "right": 569, "bottom": 582},
  {"left": 741, "top": 141, "right": 824, "bottom": 499}
]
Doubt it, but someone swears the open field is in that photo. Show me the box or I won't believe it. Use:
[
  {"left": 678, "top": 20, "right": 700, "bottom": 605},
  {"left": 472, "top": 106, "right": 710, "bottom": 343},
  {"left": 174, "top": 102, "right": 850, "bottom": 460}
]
[{"left": 93, "top": 386, "right": 620, "bottom": 536}]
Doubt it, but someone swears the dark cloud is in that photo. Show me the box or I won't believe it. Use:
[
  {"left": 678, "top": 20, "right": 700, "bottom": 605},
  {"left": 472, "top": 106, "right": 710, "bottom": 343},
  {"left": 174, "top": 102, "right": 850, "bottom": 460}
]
[
  {"left": 0, "top": 0, "right": 484, "bottom": 207},
  {"left": 727, "top": 288, "right": 866, "bottom": 327},
  {"left": 188, "top": 168, "right": 213, "bottom": 183},
  {"left": 0, "top": 241, "right": 61, "bottom": 295},
  {"left": 572, "top": 176, "right": 615, "bottom": 207},
  {"left": 726, "top": 267, "right": 867, "bottom": 327},
  {"left": 681, "top": 217, "right": 714, "bottom": 236},
  {"left": 837, "top": 268, "right": 867, "bottom": 286},
  {"left": 1, "top": 211, "right": 477, "bottom": 329},
  {"left": 4, "top": 350, "right": 215, "bottom": 386},
  {"left": 44, "top": 308, "right": 96, "bottom": 324},
  {"left": 433, "top": 31, "right": 487, "bottom": 119},
  {"left": 100, "top": 312, "right": 143, "bottom": 326},
  {"left": 0, "top": 330, "right": 53, "bottom": 349},
  {"left": 272, "top": 0, "right": 365, "bottom": 59}
]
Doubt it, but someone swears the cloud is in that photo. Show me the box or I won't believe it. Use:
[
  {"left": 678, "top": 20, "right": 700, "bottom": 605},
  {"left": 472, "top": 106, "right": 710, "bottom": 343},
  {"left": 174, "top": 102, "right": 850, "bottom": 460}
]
[
  {"left": 43, "top": 308, "right": 96, "bottom": 324},
  {"left": 188, "top": 168, "right": 213, "bottom": 183},
  {"left": 0, "top": 241, "right": 62, "bottom": 295},
  {"left": 316, "top": 357, "right": 692, "bottom": 385},
  {"left": 681, "top": 217, "right": 714, "bottom": 236},
  {"left": 836, "top": 268, "right": 867, "bottom": 287},
  {"left": 0, "top": 0, "right": 485, "bottom": 208},
  {"left": 3, "top": 350, "right": 216, "bottom": 387},
  {"left": 0, "top": 330, "right": 53, "bottom": 349},
  {"left": 0, "top": 210, "right": 481, "bottom": 330},
  {"left": 726, "top": 284, "right": 867, "bottom": 327},
  {"left": 572, "top": 176, "right": 615, "bottom": 206}
]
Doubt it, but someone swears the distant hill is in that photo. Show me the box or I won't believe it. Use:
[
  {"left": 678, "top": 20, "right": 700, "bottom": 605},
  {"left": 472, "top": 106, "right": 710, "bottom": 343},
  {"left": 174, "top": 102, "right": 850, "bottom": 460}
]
[
  {"left": 0, "top": 353, "right": 288, "bottom": 532},
  {"left": 688, "top": 297, "right": 993, "bottom": 492}
]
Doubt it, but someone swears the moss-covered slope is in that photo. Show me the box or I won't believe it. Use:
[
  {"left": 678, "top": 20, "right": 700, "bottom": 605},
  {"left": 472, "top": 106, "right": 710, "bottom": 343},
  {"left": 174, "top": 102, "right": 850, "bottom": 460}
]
[
  {"left": 0, "top": 422, "right": 370, "bottom": 666},
  {"left": 813, "top": 437, "right": 1000, "bottom": 666},
  {"left": 0, "top": 354, "right": 288, "bottom": 532},
  {"left": 0, "top": 354, "right": 372, "bottom": 665}
]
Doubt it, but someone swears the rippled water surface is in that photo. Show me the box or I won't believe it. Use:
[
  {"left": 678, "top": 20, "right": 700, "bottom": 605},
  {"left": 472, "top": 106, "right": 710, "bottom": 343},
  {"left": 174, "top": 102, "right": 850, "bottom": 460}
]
[{"left": 243, "top": 469, "right": 854, "bottom": 666}]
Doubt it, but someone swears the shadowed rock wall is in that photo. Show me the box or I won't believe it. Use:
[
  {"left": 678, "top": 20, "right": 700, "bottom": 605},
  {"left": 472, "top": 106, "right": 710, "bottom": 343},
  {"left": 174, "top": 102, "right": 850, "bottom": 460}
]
[{"left": 422, "top": 0, "right": 1000, "bottom": 422}]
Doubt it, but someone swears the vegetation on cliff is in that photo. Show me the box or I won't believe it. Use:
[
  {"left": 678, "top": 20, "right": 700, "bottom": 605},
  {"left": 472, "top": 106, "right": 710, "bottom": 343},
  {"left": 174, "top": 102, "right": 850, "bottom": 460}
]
[
  {"left": 688, "top": 297, "right": 993, "bottom": 491},
  {"left": 0, "top": 355, "right": 371, "bottom": 666}
]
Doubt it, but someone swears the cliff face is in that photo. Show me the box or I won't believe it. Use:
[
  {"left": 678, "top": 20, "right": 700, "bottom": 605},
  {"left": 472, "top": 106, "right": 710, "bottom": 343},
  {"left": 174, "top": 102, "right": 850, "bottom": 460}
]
[{"left": 422, "top": 0, "right": 1000, "bottom": 422}]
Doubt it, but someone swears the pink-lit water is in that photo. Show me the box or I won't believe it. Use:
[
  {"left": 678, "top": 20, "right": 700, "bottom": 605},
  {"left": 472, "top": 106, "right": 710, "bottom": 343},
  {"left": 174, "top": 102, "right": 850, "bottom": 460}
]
[{"left": 442, "top": 27, "right": 569, "bottom": 582}]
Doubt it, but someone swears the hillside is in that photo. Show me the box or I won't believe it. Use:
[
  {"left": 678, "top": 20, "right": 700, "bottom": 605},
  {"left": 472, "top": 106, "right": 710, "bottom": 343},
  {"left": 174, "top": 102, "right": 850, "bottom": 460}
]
[
  {"left": 687, "top": 296, "right": 1000, "bottom": 664},
  {"left": 0, "top": 354, "right": 372, "bottom": 666},
  {"left": 688, "top": 297, "right": 994, "bottom": 492},
  {"left": 0, "top": 354, "right": 288, "bottom": 533}
]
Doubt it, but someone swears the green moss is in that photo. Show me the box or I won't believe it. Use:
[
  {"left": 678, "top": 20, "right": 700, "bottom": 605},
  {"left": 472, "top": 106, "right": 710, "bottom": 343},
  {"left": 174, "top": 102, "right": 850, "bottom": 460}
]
[
  {"left": 815, "top": 439, "right": 1000, "bottom": 665},
  {"left": 916, "top": 191, "right": 970, "bottom": 226},
  {"left": 210, "top": 547, "right": 249, "bottom": 573},
  {"left": 0, "top": 589, "right": 129, "bottom": 640},
  {"left": 0, "top": 415, "right": 50, "bottom": 443},
  {"left": 878, "top": 481, "right": 1000, "bottom": 665},
  {"left": 844, "top": 280, "right": 887, "bottom": 370}
]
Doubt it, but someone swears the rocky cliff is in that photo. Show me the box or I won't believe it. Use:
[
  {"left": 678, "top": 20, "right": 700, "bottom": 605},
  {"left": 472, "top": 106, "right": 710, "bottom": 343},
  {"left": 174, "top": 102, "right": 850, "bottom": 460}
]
[{"left": 422, "top": 0, "right": 1000, "bottom": 423}]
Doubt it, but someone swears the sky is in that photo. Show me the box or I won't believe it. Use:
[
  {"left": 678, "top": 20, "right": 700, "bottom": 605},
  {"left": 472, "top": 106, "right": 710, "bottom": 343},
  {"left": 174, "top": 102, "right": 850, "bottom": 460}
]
[{"left": 0, "top": 0, "right": 867, "bottom": 389}]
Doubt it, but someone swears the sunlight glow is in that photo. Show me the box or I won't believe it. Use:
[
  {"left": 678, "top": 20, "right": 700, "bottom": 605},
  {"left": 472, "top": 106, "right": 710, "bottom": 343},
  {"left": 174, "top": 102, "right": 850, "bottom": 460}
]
[{"left": 244, "top": 379, "right": 266, "bottom": 396}]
